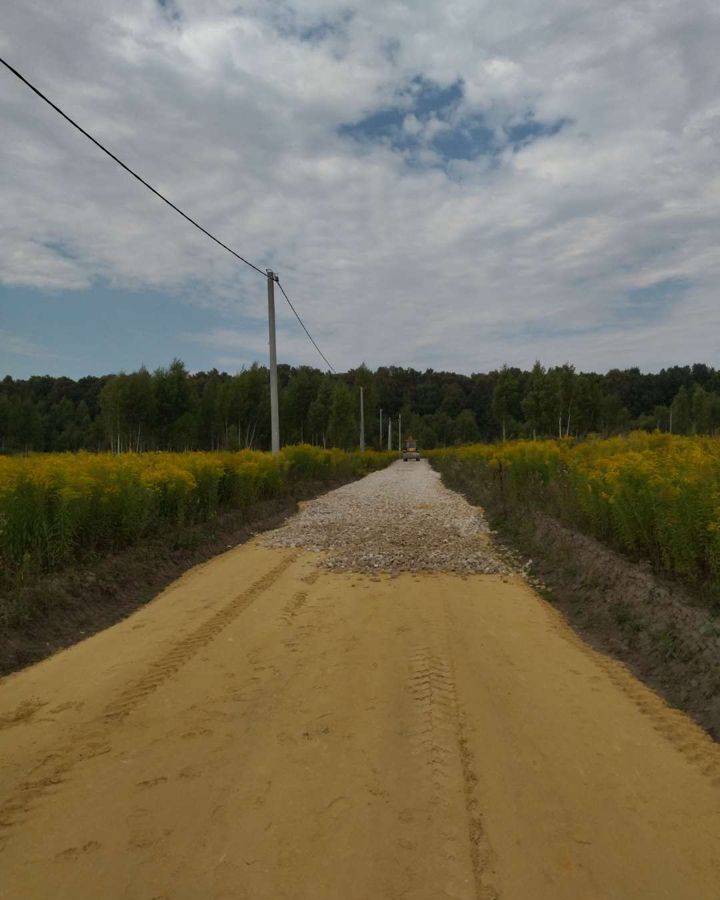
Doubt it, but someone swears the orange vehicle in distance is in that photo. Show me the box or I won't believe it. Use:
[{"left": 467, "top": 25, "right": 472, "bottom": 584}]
[{"left": 402, "top": 437, "right": 421, "bottom": 461}]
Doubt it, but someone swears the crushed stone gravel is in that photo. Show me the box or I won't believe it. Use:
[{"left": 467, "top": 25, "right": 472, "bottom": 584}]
[{"left": 262, "top": 460, "right": 519, "bottom": 575}]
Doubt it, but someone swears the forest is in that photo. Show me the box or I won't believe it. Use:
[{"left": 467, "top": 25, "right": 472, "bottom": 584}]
[{"left": 2, "top": 359, "right": 720, "bottom": 453}]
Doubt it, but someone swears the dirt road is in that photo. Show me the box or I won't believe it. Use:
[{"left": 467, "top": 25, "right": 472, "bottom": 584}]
[{"left": 1, "top": 463, "right": 719, "bottom": 899}]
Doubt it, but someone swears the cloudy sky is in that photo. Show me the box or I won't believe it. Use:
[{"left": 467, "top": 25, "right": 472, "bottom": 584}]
[{"left": 2, "top": 0, "right": 720, "bottom": 379}]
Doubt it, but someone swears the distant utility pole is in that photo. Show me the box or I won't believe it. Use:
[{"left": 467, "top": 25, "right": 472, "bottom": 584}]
[
  {"left": 359, "top": 386, "right": 365, "bottom": 452},
  {"left": 266, "top": 270, "right": 280, "bottom": 455},
  {"left": 398, "top": 413, "right": 402, "bottom": 452},
  {"left": 379, "top": 408, "right": 383, "bottom": 449},
  {"left": 388, "top": 417, "right": 392, "bottom": 451}
]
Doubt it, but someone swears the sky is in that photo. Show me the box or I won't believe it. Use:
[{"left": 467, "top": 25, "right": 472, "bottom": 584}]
[{"left": 2, "top": 0, "right": 720, "bottom": 379}]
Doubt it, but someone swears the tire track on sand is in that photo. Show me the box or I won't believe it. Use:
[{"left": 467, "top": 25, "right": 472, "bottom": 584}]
[
  {"left": 104, "top": 552, "right": 299, "bottom": 722},
  {"left": 0, "top": 552, "right": 297, "bottom": 850},
  {"left": 408, "top": 598, "right": 498, "bottom": 900}
]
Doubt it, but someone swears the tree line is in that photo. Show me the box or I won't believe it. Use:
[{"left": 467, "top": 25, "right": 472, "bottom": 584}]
[{"left": 2, "top": 359, "right": 720, "bottom": 453}]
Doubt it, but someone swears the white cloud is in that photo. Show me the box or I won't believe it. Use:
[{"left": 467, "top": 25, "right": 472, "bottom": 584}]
[{"left": 1, "top": 0, "right": 720, "bottom": 374}]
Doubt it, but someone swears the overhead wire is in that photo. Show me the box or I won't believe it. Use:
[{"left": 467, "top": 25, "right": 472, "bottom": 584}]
[
  {"left": 0, "top": 57, "right": 269, "bottom": 279},
  {"left": 276, "top": 279, "right": 336, "bottom": 373},
  {"left": 1, "top": 54, "right": 342, "bottom": 373}
]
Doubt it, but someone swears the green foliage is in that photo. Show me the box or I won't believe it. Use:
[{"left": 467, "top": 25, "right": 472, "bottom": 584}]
[
  {"left": 4, "top": 359, "right": 720, "bottom": 455},
  {"left": 491, "top": 365, "right": 522, "bottom": 441},
  {"left": 522, "top": 361, "right": 553, "bottom": 438},
  {"left": 454, "top": 409, "right": 480, "bottom": 444},
  {"left": 328, "top": 381, "right": 356, "bottom": 449}
]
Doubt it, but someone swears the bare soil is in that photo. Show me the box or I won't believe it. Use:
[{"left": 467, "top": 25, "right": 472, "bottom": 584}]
[
  {"left": 2, "top": 463, "right": 719, "bottom": 897},
  {"left": 435, "top": 459, "right": 720, "bottom": 739},
  {"left": 0, "top": 480, "right": 350, "bottom": 677}
]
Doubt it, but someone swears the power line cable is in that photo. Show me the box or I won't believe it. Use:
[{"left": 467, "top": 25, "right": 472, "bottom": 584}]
[
  {"left": 1, "top": 55, "right": 339, "bottom": 373},
  {"left": 0, "top": 55, "right": 267, "bottom": 277},
  {"left": 276, "top": 279, "right": 336, "bottom": 373}
]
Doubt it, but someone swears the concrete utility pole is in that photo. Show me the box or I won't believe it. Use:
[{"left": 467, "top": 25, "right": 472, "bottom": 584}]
[
  {"left": 388, "top": 417, "right": 392, "bottom": 451},
  {"left": 398, "top": 413, "right": 402, "bottom": 452},
  {"left": 266, "top": 270, "right": 280, "bottom": 455},
  {"left": 359, "top": 386, "right": 365, "bottom": 452},
  {"left": 379, "top": 408, "right": 383, "bottom": 449}
]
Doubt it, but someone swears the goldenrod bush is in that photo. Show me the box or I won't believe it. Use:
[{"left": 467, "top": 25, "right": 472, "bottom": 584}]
[
  {"left": 431, "top": 433, "right": 720, "bottom": 598},
  {"left": 0, "top": 446, "right": 395, "bottom": 579}
]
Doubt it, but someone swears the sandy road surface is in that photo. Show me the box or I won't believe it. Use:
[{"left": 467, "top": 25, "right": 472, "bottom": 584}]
[{"left": 1, "top": 463, "right": 719, "bottom": 899}]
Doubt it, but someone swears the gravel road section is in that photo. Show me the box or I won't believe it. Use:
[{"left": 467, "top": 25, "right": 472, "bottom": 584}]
[{"left": 262, "top": 460, "right": 517, "bottom": 574}]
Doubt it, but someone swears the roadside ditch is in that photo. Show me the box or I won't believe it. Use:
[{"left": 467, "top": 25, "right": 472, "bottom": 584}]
[{"left": 432, "top": 458, "right": 720, "bottom": 740}]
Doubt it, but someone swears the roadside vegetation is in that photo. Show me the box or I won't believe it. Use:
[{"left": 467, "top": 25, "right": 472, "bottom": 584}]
[
  {"left": 432, "top": 433, "right": 720, "bottom": 605},
  {"left": 0, "top": 445, "right": 394, "bottom": 586}
]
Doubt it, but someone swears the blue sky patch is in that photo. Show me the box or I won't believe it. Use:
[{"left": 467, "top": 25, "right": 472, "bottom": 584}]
[
  {"left": 276, "top": 9, "right": 354, "bottom": 44},
  {"left": 338, "top": 76, "right": 463, "bottom": 155},
  {"left": 339, "top": 76, "right": 568, "bottom": 165},
  {"left": 626, "top": 276, "right": 690, "bottom": 305},
  {"left": 0, "top": 283, "right": 267, "bottom": 379},
  {"left": 493, "top": 318, "right": 616, "bottom": 343},
  {"left": 619, "top": 276, "right": 690, "bottom": 322},
  {"left": 409, "top": 77, "right": 463, "bottom": 117},
  {"left": 487, "top": 278, "right": 691, "bottom": 344},
  {"left": 339, "top": 107, "right": 407, "bottom": 143},
  {"left": 433, "top": 119, "right": 495, "bottom": 162},
  {"left": 506, "top": 115, "right": 569, "bottom": 149}
]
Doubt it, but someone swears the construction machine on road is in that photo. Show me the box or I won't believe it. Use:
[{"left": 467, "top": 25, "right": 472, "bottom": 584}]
[{"left": 402, "top": 437, "right": 421, "bottom": 461}]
